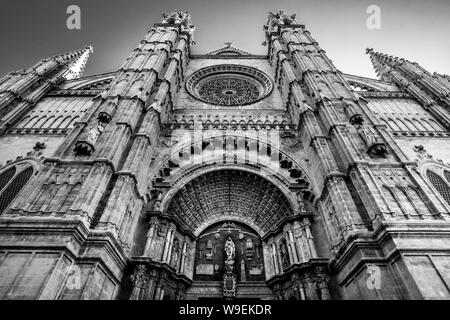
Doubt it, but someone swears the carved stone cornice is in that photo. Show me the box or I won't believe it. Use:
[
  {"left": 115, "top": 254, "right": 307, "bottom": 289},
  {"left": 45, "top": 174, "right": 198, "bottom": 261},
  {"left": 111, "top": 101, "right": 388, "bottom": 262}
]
[
  {"left": 359, "top": 91, "right": 411, "bottom": 99},
  {"left": 47, "top": 89, "right": 104, "bottom": 96}
]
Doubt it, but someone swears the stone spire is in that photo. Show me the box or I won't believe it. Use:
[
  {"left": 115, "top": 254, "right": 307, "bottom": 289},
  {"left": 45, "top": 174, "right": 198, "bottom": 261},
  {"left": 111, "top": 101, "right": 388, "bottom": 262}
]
[
  {"left": 0, "top": 45, "right": 94, "bottom": 130},
  {"left": 366, "top": 48, "right": 450, "bottom": 108},
  {"left": 365, "top": 48, "right": 398, "bottom": 82},
  {"left": 60, "top": 46, "right": 94, "bottom": 80}
]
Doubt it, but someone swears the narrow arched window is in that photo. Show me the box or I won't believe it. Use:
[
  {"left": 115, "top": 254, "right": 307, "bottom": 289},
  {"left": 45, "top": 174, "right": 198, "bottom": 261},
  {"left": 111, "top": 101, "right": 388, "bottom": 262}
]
[
  {"left": 429, "top": 119, "right": 443, "bottom": 131},
  {"left": 0, "top": 167, "right": 16, "bottom": 193},
  {"left": 421, "top": 119, "right": 434, "bottom": 131},
  {"left": 396, "top": 119, "right": 409, "bottom": 131},
  {"left": 387, "top": 119, "right": 401, "bottom": 131},
  {"left": 395, "top": 186, "right": 416, "bottom": 216},
  {"left": 412, "top": 119, "right": 427, "bottom": 131},
  {"left": 0, "top": 167, "right": 33, "bottom": 214},
  {"left": 381, "top": 186, "right": 401, "bottom": 215},
  {"left": 426, "top": 170, "right": 450, "bottom": 205},
  {"left": 403, "top": 119, "right": 416, "bottom": 131},
  {"left": 407, "top": 186, "right": 431, "bottom": 215}
]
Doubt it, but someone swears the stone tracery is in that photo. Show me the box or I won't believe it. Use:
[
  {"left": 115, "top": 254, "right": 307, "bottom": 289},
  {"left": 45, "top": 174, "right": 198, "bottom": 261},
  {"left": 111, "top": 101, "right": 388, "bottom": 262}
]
[
  {"left": 198, "top": 76, "right": 260, "bottom": 106},
  {"left": 186, "top": 64, "right": 273, "bottom": 106}
]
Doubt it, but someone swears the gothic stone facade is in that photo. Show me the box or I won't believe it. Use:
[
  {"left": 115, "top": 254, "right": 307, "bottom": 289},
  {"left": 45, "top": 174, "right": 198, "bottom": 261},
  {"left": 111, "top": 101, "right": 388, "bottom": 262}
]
[{"left": 0, "top": 11, "right": 450, "bottom": 300}]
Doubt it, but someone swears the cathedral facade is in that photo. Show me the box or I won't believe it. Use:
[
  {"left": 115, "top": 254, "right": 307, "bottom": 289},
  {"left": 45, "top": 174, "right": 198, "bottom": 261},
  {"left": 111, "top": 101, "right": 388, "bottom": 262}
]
[{"left": 0, "top": 11, "right": 450, "bottom": 300}]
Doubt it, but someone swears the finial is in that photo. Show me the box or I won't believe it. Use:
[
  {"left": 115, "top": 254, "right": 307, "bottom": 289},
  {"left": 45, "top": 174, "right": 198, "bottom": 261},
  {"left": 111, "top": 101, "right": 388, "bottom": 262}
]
[{"left": 224, "top": 41, "right": 233, "bottom": 48}]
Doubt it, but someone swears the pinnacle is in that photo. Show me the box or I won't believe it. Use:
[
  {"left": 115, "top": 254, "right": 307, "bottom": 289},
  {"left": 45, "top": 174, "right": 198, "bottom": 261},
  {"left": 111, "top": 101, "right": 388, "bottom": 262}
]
[
  {"left": 50, "top": 45, "right": 94, "bottom": 63},
  {"left": 365, "top": 48, "right": 403, "bottom": 64}
]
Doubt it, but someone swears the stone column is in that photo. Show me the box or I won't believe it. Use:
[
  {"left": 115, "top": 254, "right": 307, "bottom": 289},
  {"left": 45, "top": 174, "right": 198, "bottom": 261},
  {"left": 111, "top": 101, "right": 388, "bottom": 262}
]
[
  {"left": 146, "top": 270, "right": 158, "bottom": 300},
  {"left": 293, "top": 221, "right": 306, "bottom": 262},
  {"left": 154, "top": 286, "right": 161, "bottom": 300},
  {"left": 298, "top": 282, "right": 307, "bottom": 300},
  {"left": 319, "top": 280, "right": 331, "bottom": 300},
  {"left": 271, "top": 243, "right": 279, "bottom": 274},
  {"left": 162, "top": 229, "right": 172, "bottom": 263},
  {"left": 287, "top": 230, "right": 299, "bottom": 263},
  {"left": 165, "top": 224, "right": 176, "bottom": 264},
  {"left": 179, "top": 240, "right": 187, "bottom": 273},
  {"left": 263, "top": 242, "right": 274, "bottom": 279},
  {"left": 159, "top": 287, "right": 165, "bottom": 300}
]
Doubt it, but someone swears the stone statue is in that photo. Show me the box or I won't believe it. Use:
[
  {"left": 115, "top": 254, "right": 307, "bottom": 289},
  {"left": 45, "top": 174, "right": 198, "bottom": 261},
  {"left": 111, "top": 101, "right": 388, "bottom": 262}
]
[
  {"left": 224, "top": 237, "right": 235, "bottom": 262},
  {"left": 279, "top": 240, "right": 290, "bottom": 269},
  {"left": 358, "top": 126, "right": 388, "bottom": 157},
  {"left": 171, "top": 238, "right": 180, "bottom": 268},
  {"left": 86, "top": 123, "right": 104, "bottom": 145},
  {"left": 223, "top": 236, "right": 237, "bottom": 299},
  {"left": 180, "top": 12, "right": 194, "bottom": 29},
  {"left": 266, "top": 11, "right": 296, "bottom": 32},
  {"left": 180, "top": 11, "right": 196, "bottom": 44},
  {"left": 74, "top": 122, "right": 105, "bottom": 156},
  {"left": 162, "top": 10, "right": 182, "bottom": 24},
  {"left": 130, "top": 264, "right": 148, "bottom": 300},
  {"left": 279, "top": 11, "right": 296, "bottom": 25},
  {"left": 266, "top": 12, "right": 281, "bottom": 32}
]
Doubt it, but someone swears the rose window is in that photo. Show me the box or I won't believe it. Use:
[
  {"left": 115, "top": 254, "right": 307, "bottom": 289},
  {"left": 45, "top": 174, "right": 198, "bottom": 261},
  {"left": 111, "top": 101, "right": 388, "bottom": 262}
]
[{"left": 186, "top": 65, "right": 273, "bottom": 106}]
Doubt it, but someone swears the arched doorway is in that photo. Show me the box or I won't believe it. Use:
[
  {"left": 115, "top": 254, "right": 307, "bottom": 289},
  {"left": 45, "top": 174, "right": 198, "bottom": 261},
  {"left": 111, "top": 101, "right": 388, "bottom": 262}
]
[
  {"left": 194, "top": 221, "right": 264, "bottom": 283},
  {"left": 189, "top": 221, "right": 268, "bottom": 299},
  {"left": 162, "top": 169, "right": 296, "bottom": 299},
  {"left": 128, "top": 168, "right": 330, "bottom": 300}
]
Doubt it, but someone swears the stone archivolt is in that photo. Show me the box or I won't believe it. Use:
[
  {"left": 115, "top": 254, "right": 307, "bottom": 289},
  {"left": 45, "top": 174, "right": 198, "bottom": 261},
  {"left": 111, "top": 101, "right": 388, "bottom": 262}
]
[
  {"left": 149, "top": 134, "right": 311, "bottom": 199},
  {"left": 166, "top": 170, "right": 294, "bottom": 235}
]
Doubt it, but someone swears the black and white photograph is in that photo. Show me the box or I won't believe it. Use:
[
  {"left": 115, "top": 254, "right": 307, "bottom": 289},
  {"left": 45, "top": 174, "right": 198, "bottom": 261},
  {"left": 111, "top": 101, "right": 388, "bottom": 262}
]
[{"left": 0, "top": 0, "right": 449, "bottom": 310}]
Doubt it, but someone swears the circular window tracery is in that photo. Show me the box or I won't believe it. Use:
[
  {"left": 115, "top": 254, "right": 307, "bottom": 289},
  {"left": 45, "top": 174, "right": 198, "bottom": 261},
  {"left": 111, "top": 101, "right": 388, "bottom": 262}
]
[{"left": 186, "top": 65, "right": 273, "bottom": 106}]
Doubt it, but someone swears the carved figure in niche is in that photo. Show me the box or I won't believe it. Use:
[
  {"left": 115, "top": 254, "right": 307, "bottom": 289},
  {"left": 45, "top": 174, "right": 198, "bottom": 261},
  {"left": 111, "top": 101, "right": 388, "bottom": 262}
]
[
  {"left": 224, "top": 237, "right": 235, "bottom": 262},
  {"left": 162, "top": 10, "right": 182, "bottom": 24},
  {"left": 266, "top": 12, "right": 281, "bottom": 32},
  {"left": 296, "top": 192, "right": 306, "bottom": 212},
  {"left": 345, "top": 103, "right": 364, "bottom": 126},
  {"left": 171, "top": 238, "right": 180, "bottom": 268},
  {"left": 86, "top": 123, "right": 105, "bottom": 144},
  {"left": 358, "top": 126, "right": 388, "bottom": 158},
  {"left": 74, "top": 121, "right": 106, "bottom": 156},
  {"left": 279, "top": 11, "right": 296, "bottom": 25},
  {"left": 157, "top": 224, "right": 167, "bottom": 237},
  {"left": 180, "top": 12, "right": 195, "bottom": 30},
  {"left": 130, "top": 264, "right": 148, "bottom": 300},
  {"left": 153, "top": 191, "right": 163, "bottom": 211},
  {"left": 280, "top": 239, "right": 290, "bottom": 269}
]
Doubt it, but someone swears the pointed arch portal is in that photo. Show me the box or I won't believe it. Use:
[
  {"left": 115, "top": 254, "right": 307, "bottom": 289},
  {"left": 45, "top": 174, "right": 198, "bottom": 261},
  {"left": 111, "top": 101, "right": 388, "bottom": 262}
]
[{"left": 165, "top": 169, "right": 296, "bottom": 237}]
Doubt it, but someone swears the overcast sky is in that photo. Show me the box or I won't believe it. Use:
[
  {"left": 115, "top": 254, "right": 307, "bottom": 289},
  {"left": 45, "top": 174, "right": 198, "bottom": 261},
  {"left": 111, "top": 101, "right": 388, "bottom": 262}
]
[{"left": 1, "top": 0, "right": 449, "bottom": 79}]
